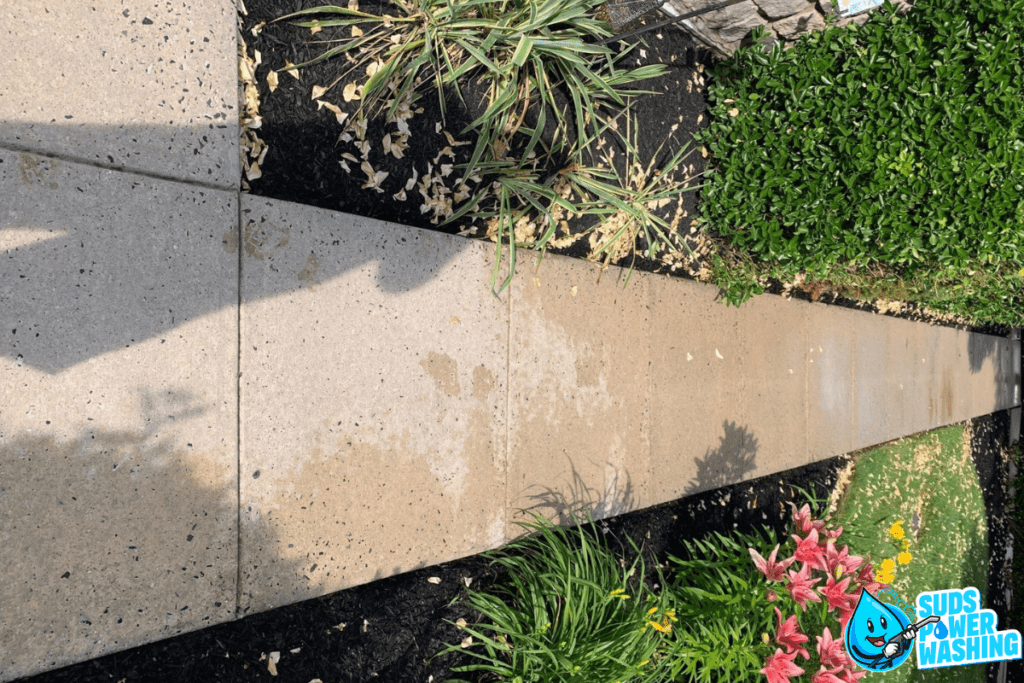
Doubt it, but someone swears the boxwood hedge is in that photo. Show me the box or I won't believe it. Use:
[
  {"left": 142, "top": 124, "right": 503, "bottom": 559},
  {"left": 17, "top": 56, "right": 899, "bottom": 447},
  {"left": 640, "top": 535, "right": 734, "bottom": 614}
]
[{"left": 696, "top": 0, "right": 1024, "bottom": 324}]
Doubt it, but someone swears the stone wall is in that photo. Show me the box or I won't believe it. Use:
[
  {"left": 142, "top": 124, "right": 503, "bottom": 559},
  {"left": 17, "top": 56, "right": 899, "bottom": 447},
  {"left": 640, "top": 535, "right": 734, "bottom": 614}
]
[{"left": 664, "top": 0, "right": 913, "bottom": 58}]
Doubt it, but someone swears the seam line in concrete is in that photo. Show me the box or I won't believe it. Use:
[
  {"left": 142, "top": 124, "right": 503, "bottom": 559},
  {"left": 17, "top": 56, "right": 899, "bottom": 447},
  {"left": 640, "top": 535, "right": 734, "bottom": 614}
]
[
  {"left": 235, "top": 191, "right": 243, "bottom": 619},
  {"left": 0, "top": 141, "right": 235, "bottom": 192},
  {"left": 505, "top": 281, "right": 512, "bottom": 531}
]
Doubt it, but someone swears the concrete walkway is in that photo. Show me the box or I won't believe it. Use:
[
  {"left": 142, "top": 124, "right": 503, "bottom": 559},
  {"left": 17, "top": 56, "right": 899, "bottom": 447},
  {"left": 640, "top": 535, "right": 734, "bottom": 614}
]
[{"left": 0, "top": 2, "right": 1019, "bottom": 681}]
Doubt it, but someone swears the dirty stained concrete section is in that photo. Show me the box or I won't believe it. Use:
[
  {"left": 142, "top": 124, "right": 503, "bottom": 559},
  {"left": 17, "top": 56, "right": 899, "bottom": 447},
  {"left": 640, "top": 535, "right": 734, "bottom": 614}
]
[
  {"left": 235, "top": 196, "right": 508, "bottom": 615},
  {"left": 507, "top": 258, "right": 652, "bottom": 535}
]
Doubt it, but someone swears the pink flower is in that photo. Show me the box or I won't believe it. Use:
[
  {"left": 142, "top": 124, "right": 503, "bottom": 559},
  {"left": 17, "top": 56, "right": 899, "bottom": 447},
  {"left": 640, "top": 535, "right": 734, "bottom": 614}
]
[
  {"left": 811, "top": 665, "right": 846, "bottom": 683},
  {"left": 816, "top": 627, "right": 850, "bottom": 669},
  {"left": 822, "top": 541, "right": 863, "bottom": 576},
  {"left": 774, "top": 607, "right": 811, "bottom": 660},
  {"left": 838, "top": 603, "right": 857, "bottom": 636},
  {"left": 792, "top": 528, "right": 827, "bottom": 572},
  {"left": 851, "top": 565, "right": 886, "bottom": 596},
  {"left": 825, "top": 526, "right": 843, "bottom": 540},
  {"left": 750, "top": 544, "right": 797, "bottom": 582},
  {"left": 761, "top": 648, "right": 805, "bottom": 683},
  {"left": 767, "top": 589, "right": 778, "bottom": 602},
  {"left": 785, "top": 563, "right": 822, "bottom": 609},
  {"left": 791, "top": 503, "right": 825, "bottom": 536},
  {"left": 823, "top": 574, "right": 855, "bottom": 613},
  {"left": 838, "top": 667, "right": 868, "bottom": 682}
]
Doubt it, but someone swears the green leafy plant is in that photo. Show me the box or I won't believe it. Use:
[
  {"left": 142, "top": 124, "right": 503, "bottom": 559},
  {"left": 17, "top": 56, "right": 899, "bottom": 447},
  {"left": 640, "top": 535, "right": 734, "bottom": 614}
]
[
  {"left": 652, "top": 526, "right": 781, "bottom": 683},
  {"left": 696, "top": 0, "right": 1024, "bottom": 325},
  {"left": 434, "top": 511, "right": 673, "bottom": 683}
]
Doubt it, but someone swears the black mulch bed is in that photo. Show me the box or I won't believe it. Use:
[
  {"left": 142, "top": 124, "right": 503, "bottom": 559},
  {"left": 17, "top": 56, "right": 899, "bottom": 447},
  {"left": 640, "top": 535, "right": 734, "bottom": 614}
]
[{"left": 18, "top": 412, "right": 1015, "bottom": 683}]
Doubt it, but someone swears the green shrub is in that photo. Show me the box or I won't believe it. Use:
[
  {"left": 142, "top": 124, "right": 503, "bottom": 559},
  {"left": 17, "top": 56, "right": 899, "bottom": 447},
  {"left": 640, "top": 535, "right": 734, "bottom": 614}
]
[{"left": 696, "top": 0, "right": 1024, "bottom": 323}]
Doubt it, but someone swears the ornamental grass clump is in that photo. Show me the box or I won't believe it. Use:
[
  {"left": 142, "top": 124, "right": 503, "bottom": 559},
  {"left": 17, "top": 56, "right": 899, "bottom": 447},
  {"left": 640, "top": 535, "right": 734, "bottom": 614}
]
[
  {"left": 434, "top": 511, "right": 674, "bottom": 683},
  {"left": 272, "top": 0, "right": 664, "bottom": 170},
  {"left": 451, "top": 102, "right": 701, "bottom": 293},
  {"left": 269, "top": 0, "right": 689, "bottom": 297},
  {"left": 696, "top": 0, "right": 1024, "bottom": 325}
]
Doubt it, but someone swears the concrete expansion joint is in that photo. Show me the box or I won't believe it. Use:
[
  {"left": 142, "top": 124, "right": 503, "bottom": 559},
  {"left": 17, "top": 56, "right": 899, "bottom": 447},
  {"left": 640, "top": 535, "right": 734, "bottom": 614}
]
[{"left": 0, "top": 141, "right": 232, "bottom": 193}]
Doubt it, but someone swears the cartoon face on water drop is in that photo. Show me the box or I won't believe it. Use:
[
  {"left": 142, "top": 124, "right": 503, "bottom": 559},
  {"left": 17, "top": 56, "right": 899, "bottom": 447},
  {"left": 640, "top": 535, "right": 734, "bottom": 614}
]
[{"left": 844, "top": 590, "right": 914, "bottom": 671}]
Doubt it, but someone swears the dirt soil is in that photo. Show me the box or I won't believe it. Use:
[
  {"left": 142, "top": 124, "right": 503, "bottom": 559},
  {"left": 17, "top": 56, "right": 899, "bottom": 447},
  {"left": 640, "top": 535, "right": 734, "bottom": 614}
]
[{"left": 17, "top": 413, "right": 1014, "bottom": 683}]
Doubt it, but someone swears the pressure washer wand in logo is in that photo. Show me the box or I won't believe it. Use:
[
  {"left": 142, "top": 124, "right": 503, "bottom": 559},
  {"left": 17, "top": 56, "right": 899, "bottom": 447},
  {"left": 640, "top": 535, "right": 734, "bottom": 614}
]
[{"left": 882, "top": 615, "right": 941, "bottom": 659}]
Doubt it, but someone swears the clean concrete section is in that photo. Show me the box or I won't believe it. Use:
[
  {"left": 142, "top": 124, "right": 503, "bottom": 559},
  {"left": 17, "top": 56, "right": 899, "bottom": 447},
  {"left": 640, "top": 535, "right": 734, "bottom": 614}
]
[
  {"left": 0, "top": 0, "right": 239, "bottom": 189},
  {"left": 236, "top": 196, "right": 508, "bottom": 615},
  {"left": 0, "top": 151, "right": 239, "bottom": 681},
  {"left": 649, "top": 277, "right": 810, "bottom": 503}
]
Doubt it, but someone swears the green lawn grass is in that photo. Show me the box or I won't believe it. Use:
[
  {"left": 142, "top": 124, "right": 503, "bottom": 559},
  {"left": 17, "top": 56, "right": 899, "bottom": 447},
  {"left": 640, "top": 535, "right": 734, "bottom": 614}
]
[{"left": 826, "top": 424, "right": 990, "bottom": 682}]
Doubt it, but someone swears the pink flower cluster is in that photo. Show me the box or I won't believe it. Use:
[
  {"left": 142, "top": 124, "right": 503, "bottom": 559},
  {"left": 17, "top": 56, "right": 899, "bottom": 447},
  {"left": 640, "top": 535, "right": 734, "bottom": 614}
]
[{"left": 750, "top": 504, "right": 888, "bottom": 683}]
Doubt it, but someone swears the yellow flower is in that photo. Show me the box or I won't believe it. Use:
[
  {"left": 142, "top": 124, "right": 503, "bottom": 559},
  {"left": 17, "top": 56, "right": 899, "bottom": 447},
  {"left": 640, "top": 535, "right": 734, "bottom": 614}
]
[
  {"left": 880, "top": 557, "right": 896, "bottom": 573},
  {"left": 898, "top": 551, "right": 913, "bottom": 565},
  {"left": 648, "top": 620, "right": 672, "bottom": 633},
  {"left": 609, "top": 588, "right": 630, "bottom": 600},
  {"left": 902, "top": 538, "right": 911, "bottom": 550},
  {"left": 889, "top": 521, "right": 905, "bottom": 540},
  {"left": 876, "top": 570, "right": 895, "bottom": 584},
  {"left": 647, "top": 607, "right": 658, "bottom": 616}
]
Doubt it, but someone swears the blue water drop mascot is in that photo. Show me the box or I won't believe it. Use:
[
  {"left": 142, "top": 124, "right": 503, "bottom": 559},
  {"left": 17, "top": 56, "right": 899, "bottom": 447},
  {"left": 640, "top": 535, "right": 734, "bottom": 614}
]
[{"left": 844, "top": 590, "right": 940, "bottom": 671}]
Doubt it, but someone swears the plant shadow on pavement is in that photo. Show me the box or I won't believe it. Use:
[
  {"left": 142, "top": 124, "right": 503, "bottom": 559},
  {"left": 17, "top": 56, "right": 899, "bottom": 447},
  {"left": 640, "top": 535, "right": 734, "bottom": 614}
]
[{"left": 684, "top": 419, "right": 759, "bottom": 495}]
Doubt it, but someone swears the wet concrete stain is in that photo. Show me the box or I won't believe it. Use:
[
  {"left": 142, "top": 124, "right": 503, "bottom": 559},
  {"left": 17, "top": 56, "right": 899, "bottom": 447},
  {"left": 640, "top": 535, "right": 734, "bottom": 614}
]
[
  {"left": 472, "top": 365, "right": 495, "bottom": 400},
  {"left": 18, "top": 153, "right": 58, "bottom": 189},
  {"left": 239, "top": 406, "right": 504, "bottom": 613},
  {"left": 221, "top": 227, "right": 238, "bottom": 254},
  {"left": 942, "top": 368, "right": 954, "bottom": 421},
  {"left": 297, "top": 251, "right": 323, "bottom": 288},
  {"left": 240, "top": 219, "right": 290, "bottom": 260},
  {"left": 419, "top": 351, "right": 460, "bottom": 397}
]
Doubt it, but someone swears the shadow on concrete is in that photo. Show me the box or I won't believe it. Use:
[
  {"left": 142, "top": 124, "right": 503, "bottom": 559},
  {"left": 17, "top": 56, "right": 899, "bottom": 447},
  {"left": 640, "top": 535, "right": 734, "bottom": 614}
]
[
  {"left": 968, "top": 331, "right": 1001, "bottom": 374},
  {"left": 511, "top": 454, "right": 640, "bottom": 538},
  {"left": 0, "top": 389, "right": 321, "bottom": 681},
  {"left": 968, "top": 332, "right": 1020, "bottom": 428},
  {"left": 0, "top": 139, "right": 474, "bottom": 376},
  {"left": 683, "top": 419, "right": 760, "bottom": 496}
]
